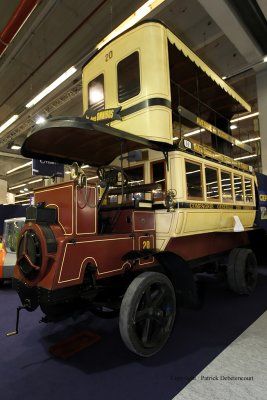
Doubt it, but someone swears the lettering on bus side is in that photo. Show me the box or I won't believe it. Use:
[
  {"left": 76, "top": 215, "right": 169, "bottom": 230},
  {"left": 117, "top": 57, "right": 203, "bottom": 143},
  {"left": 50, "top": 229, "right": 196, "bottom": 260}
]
[{"left": 189, "top": 203, "right": 214, "bottom": 209}]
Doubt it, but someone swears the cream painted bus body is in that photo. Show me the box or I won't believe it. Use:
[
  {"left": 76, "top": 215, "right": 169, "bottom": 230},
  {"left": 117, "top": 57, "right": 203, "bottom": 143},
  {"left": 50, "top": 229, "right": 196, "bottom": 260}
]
[
  {"left": 115, "top": 147, "right": 256, "bottom": 253},
  {"left": 83, "top": 21, "right": 255, "bottom": 249},
  {"left": 82, "top": 21, "right": 250, "bottom": 144},
  {"left": 83, "top": 22, "right": 173, "bottom": 144}
]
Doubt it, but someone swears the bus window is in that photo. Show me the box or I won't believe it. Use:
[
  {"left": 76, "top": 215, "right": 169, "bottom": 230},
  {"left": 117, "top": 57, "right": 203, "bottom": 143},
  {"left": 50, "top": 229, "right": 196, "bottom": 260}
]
[
  {"left": 151, "top": 161, "right": 166, "bottom": 200},
  {"left": 244, "top": 178, "right": 253, "bottom": 203},
  {"left": 124, "top": 165, "right": 144, "bottom": 203},
  {"left": 88, "top": 74, "right": 104, "bottom": 111},
  {"left": 221, "top": 171, "right": 233, "bottom": 202},
  {"left": 205, "top": 166, "right": 219, "bottom": 201},
  {"left": 234, "top": 175, "right": 244, "bottom": 202},
  {"left": 117, "top": 52, "right": 140, "bottom": 103},
  {"left": 185, "top": 160, "right": 203, "bottom": 199},
  {"left": 106, "top": 165, "right": 144, "bottom": 205}
]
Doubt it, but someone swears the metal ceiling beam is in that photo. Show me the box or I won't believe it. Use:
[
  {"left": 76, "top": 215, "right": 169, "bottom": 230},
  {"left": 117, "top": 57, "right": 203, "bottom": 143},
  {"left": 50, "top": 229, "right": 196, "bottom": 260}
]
[
  {"left": 0, "top": 0, "right": 40, "bottom": 57},
  {"left": 0, "top": 0, "right": 57, "bottom": 74},
  {"left": 0, "top": 151, "right": 26, "bottom": 160},
  {"left": 0, "top": 79, "right": 82, "bottom": 148},
  {"left": 226, "top": 0, "right": 267, "bottom": 55},
  {"left": 198, "top": 0, "right": 263, "bottom": 64}
]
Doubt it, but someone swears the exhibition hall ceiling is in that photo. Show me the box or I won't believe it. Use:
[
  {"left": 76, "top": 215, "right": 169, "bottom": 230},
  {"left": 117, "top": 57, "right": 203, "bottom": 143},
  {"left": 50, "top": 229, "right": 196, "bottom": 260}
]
[{"left": 0, "top": 0, "right": 267, "bottom": 202}]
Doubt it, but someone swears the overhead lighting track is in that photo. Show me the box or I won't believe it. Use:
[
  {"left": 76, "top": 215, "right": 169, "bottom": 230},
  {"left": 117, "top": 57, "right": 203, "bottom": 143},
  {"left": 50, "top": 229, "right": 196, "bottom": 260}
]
[
  {"left": 231, "top": 112, "right": 259, "bottom": 123},
  {"left": 9, "top": 183, "right": 27, "bottom": 190},
  {"left": 0, "top": 80, "right": 82, "bottom": 147},
  {"left": 241, "top": 137, "right": 261, "bottom": 144},
  {"left": 0, "top": 114, "right": 19, "bottom": 133},
  {"left": 25, "top": 66, "right": 77, "bottom": 108},
  {"left": 28, "top": 178, "right": 43, "bottom": 184},
  {"left": 96, "top": 0, "right": 167, "bottom": 50},
  {"left": 234, "top": 154, "right": 257, "bottom": 161},
  {"left": 15, "top": 191, "right": 33, "bottom": 198},
  {"left": 6, "top": 161, "right": 32, "bottom": 174}
]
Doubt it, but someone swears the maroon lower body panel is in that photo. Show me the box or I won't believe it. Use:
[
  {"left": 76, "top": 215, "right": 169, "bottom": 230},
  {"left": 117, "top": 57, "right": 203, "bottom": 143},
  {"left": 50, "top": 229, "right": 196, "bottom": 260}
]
[{"left": 165, "top": 231, "right": 250, "bottom": 261}]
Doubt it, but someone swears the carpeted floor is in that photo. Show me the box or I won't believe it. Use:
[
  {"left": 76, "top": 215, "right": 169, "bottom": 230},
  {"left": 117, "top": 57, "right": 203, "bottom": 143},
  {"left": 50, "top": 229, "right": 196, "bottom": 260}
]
[{"left": 1, "top": 268, "right": 267, "bottom": 400}]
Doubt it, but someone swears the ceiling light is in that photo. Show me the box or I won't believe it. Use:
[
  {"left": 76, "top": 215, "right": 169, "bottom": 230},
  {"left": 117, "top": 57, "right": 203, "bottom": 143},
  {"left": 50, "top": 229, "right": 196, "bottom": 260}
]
[
  {"left": 184, "top": 128, "right": 205, "bottom": 137},
  {"left": 10, "top": 144, "right": 21, "bottom": 150},
  {"left": 15, "top": 191, "right": 33, "bottom": 198},
  {"left": 15, "top": 193, "right": 29, "bottom": 198},
  {"left": 25, "top": 66, "right": 77, "bottom": 109},
  {"left": 241, "top": 137, "right": 261, "bottom": 143},
  {"left": 234, "top": 154, "right": 257, "bottom": 161},
  {"left": 81, "top": 164, "right": 90, "bottom": 169},
  {"left": 0, "top": 115, "right": 19, "bottom": 133},
  {"left": 9, "top": 183, "right": 26, "bottom": 190},
  {"left": 231, "top": 112, "right": 259, "bottom": 123},
  {"left": 14, "top": 199, "right": 31, "bottom": 204},
  {"left": 230, "top": 124, "right": 237, "bottom": 130},
  {"left": 96, "top": 0, "right": 166, "bottom": 49},
  {"left": 263, "top": 56, "right": 267, "bottom": 63},
  {"left": 6, "top": 161, "right": 32, "bottom": 174},
  {"left": 36, "top": 116, "right": 46, "bottom": 125},
  {"left": 222, "top": 76, "right": 227, "bottom": 80},
  {"left": 7, "top": 141, "right": 21, "bottom": 150},
  {"left": 28, "top": 178, "right": 43, "bottom": 184}
]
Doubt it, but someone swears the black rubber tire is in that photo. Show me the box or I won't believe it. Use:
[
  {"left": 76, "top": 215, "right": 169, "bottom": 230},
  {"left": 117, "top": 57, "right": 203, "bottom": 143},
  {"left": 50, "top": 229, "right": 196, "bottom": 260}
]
[
  {"left": 227, "top": 248, "right": 258, "bottom": 295},
  {"left": 119, "top": 271, "right": 176, "bottom": 357}
]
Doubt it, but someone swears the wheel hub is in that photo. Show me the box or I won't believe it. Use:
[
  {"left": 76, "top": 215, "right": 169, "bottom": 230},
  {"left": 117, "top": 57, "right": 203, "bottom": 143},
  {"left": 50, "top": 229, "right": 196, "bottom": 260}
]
[{"left": 17, "top": 229, "right": 42, "bottom": 279}]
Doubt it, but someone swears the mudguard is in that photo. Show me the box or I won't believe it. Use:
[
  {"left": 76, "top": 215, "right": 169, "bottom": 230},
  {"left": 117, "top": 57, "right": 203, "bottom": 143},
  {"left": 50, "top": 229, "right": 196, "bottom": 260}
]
[{"left": 154, "top": 251, "right": 202, "bottom": 309}]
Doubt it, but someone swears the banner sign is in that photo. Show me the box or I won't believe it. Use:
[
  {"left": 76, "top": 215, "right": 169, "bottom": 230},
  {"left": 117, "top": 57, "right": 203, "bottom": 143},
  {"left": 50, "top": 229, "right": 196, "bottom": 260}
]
[
  {"left": 32, "top": 159, "right": 64, "bottom": 177},
  {"left": 177, "top": 138, "right": 252, "bottom": 173},
  {"left": 83, "top": 107, "right": 121, "bottom": 123},
  {"left": 177, "top": 105, "right": 253, "bottom": 154}
]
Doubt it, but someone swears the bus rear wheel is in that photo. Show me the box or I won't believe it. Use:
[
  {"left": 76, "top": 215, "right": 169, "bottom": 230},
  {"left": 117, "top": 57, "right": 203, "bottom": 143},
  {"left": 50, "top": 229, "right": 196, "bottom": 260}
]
[
  {"left": 227, "top": 248, "right": 257, "bottom": 295},
  {"left": 119, "top": 271, "right": 176, "bottom": 357}
]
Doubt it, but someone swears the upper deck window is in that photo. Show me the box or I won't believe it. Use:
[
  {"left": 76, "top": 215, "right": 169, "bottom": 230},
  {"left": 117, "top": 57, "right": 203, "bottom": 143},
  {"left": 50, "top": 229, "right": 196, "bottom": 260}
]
[
  {"left": 244, "top": 178, "right": 253, "bottom": 203},
  {"left": 88, "top": 74, "right": 104, "bottom": 111},
  {"left": 185, "top": 160, "right": 203, "bottom": 199},
  {"left": 221, "top": 171, "right": 233, "bottom": 202},
  {"left": 117, "top": 52, "right": 140, "bottom": 103},
  {"left": 234, "top": 175, "right": 244, "bottom": 202},
  {"left": 205, "top": 167, "right": 219, "bottom": 201}
]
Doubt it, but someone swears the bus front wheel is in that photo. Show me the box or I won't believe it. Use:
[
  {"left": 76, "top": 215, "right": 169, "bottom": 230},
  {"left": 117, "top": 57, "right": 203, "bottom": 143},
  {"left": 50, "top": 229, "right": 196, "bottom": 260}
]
[{"left": 119, "top": 271, "right": 176, "bottom": 357}]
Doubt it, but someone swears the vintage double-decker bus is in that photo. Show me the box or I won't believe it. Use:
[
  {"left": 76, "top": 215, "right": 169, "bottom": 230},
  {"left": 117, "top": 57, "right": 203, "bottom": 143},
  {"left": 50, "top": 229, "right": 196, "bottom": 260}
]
[{"left": 11, "top": 21, "right": 263, "bottom": 357}]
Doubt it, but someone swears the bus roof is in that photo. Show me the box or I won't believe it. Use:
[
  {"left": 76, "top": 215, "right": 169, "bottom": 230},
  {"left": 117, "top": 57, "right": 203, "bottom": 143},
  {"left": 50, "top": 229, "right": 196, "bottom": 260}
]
[{"left": 21, "top": 117, "right": 174, "bottom": 166}]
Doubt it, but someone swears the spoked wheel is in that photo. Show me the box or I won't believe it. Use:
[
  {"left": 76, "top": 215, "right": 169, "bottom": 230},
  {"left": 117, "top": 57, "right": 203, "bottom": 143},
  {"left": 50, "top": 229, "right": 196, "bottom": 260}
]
[
  {"left": 227, "top": 248, "right": 258, "bottom": 295},
  {"left": 119, "top": 272, "right": 176, "bottom": 357}
]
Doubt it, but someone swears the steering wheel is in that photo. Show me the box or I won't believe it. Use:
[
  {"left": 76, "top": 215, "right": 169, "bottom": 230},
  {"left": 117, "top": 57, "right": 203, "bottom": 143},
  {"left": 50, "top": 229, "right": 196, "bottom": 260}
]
[{"left": 97, "top": 166, "right": 128, "bottom": 188}]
